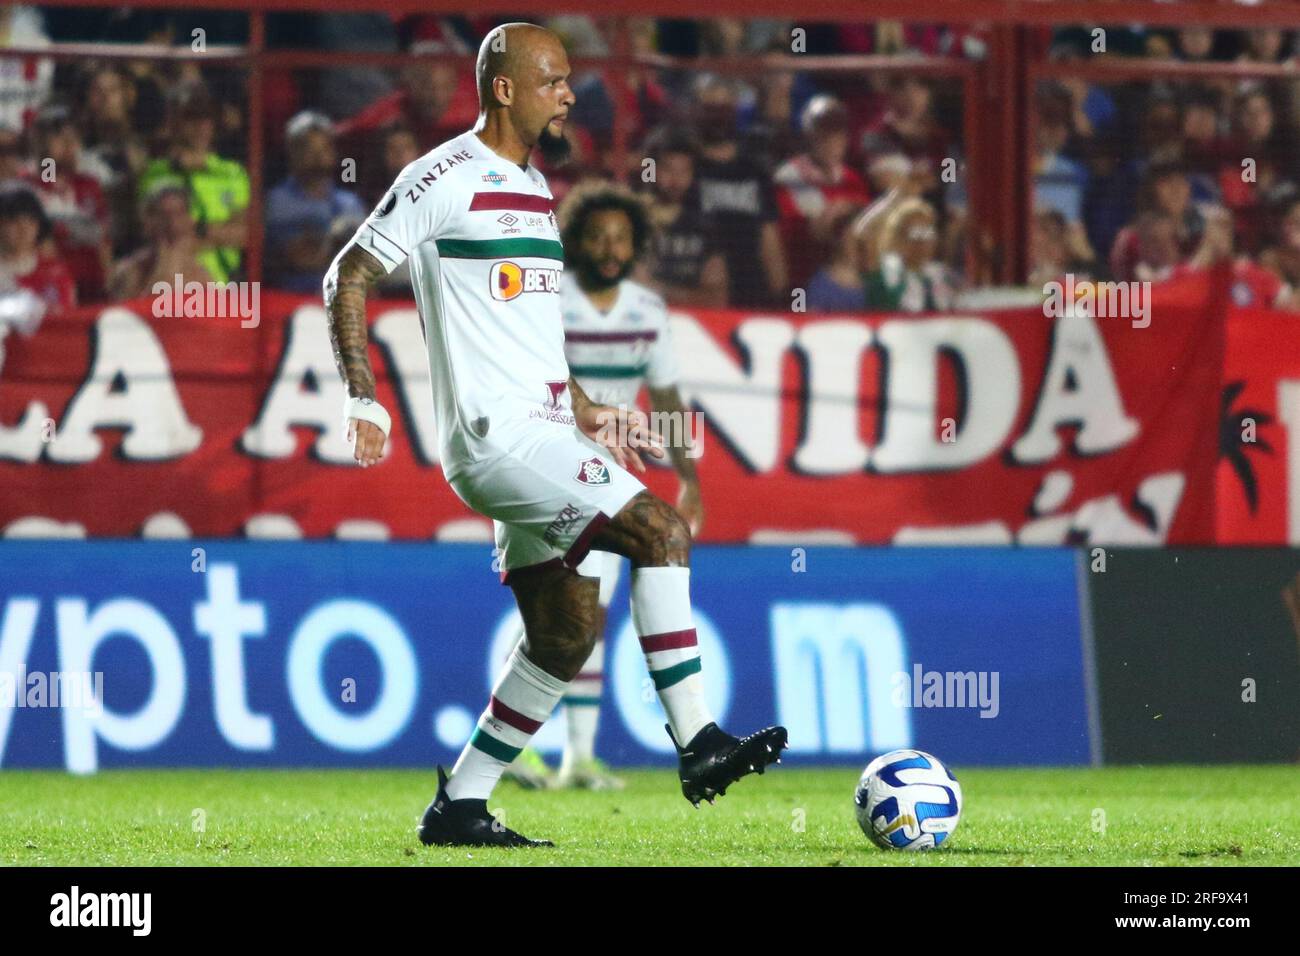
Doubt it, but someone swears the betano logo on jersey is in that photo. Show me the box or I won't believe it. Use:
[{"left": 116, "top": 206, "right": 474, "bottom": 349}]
[{"left": 490, "top": 261, "right": 561, "bottom": 301}]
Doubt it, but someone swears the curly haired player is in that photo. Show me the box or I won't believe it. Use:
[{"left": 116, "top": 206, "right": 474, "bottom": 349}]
[{"left": 323, "top": 22, "right": 786, "bottom": 847}]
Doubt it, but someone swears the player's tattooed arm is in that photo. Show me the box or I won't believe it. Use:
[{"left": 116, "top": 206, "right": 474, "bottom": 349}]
[
  {"left": 567, "top": 375, "right": 594, "bottom": 420},
  {"left": 568, "top": 375, "right": 612, "bottom": 448},
  {"left": 323, "top": 244, "right": 387, "bottom": 400}
]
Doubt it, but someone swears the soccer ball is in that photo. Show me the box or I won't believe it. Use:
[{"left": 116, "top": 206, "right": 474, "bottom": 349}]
[{"left": 854, "top": 749, "right": 962, "bottom": 850}]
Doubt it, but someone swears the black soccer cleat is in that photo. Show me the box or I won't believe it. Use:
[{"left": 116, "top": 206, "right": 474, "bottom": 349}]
[
  {"left": 417, "top": 766, "right": 554, "bottom": 847},
  {"left": 671, "top": 722, "right": 788, "bottom": 807}
]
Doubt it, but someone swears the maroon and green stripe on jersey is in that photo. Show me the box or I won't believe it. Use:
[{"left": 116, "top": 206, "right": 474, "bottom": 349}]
[{"left": 435, "top": 236, "right": 564, "bottom": 262}]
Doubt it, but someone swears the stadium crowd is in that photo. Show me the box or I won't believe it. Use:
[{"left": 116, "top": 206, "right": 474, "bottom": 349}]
[{"left": 2, "top": 7, "right": 1300, "bottom": 318}]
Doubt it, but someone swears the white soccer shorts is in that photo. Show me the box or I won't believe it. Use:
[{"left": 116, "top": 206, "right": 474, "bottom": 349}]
[{"left": 448, "top": 419, "right": 644, "bottom": 585}]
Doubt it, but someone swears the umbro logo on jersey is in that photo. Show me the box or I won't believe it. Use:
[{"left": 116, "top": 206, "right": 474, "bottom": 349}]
[
  {"left": 576, "top": 456, "right": 611, "bottom": 486},
  {"left": 497, "top": 213, "right": 518, "bottom": 226},
  {"left": 482, "top": 170, "right": 508, "bottom": 184},
  {"left": 490, "top": 261, "right": 560, "bottom": 301}
]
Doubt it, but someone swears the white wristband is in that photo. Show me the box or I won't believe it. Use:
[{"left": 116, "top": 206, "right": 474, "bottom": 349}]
[{"left": 343, "top": 396, "right": 391, "bottom": 438}]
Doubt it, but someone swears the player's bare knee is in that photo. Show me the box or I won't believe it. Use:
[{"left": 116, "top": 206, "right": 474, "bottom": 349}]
[{"left": 524, "top": 625, "right": 592, "bottom": 681}]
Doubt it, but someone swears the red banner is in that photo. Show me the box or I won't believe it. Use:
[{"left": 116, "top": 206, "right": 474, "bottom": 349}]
[
  {"left": 0, "top": 273, "right": 1233, "bottom": 543},
  {"left": 1216, "top": 308, "right": 1300, "bottom": 545}
]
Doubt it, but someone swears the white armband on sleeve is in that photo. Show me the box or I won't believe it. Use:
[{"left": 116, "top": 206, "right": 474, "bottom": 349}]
[{"left": 343, "top": 396, "right": 392, "bottom": 437}]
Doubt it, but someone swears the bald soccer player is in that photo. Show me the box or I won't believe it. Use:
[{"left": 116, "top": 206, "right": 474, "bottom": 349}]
[{"left": 323, "top": 22, "right": 786, "bottom": 848}]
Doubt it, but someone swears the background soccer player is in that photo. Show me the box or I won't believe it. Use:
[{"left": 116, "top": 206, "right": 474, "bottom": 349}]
[
  {"left": 500, "top": 183, "right": 703, "bottom": 791},
  {"left": 323, "top": 22, "right": 785, "bottom": 847}
]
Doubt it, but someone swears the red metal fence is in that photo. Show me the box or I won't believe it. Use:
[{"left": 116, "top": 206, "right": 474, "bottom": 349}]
[{"left": 4, "top": 1, "right": 1300, "bottom": 285}]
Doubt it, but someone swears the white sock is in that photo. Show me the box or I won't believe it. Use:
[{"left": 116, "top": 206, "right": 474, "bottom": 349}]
[
  {"left": 630, "top": 566, "right": 713, "bottom": 747},
  {"left": 446, "top": 645, "right": 567, "bottom": 801},
  {"left": 562, "top": 639, "right": 603, "bottom": 765}
]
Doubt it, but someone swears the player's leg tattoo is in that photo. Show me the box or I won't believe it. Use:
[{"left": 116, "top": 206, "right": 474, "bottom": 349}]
[
  {"left": 508, "top": 562, "right": 601, "bottom": 680},
  {"left": 592, "top": 491, "right": 690, "bottom": 568}
]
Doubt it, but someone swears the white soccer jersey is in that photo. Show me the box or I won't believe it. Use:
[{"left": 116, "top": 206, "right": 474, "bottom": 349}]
[
  {"left": 346, "top": 130, "right": 571, "bottom": 478},
  {"left": 560, "top": 278, "right": 678, "bottom": 410}
]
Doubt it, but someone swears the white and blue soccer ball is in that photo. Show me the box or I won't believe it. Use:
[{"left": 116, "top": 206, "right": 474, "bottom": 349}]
[{"left": 854, "top": 749, "right": 962, "bottom": 850}]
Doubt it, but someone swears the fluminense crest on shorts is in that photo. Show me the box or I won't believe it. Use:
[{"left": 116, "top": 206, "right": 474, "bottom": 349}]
[{"left": 576, "top": 456, "right": 610, "bottom": 485}]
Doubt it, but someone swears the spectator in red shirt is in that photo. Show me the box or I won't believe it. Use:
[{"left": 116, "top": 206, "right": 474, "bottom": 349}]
[
  {"left": 835, "top": 22, "right": 947, "bottom": 57},
  {"left": 1217, "top": 85, "right": 1295, "bottom": 255},
  {"left": 1259, "top": 195, "right": 1300, "bottom": 294},
  {"left": 334, "top": 38, "right": 479, "bottom": 154},
  {"left": 1180, "top": 86, "right": 1232, "bottom": 179},
  {"left": 774, "top": 95, "right": 870, "bottom": 290},
  {"left": 858, "top": 76, "right": 949, "bottom": 194},
  {"left": 1115, "top": 209, "right": 1184, "bottom": 284},
  {"left": 1176, "top": 205, "right": 1298, "bottom": 310},
  {"left": 0, "top": 184, "right": 75, "bottom": 313},
  {"left": 23, "top": 104, "right": 110, "bottom": 302},
  {"left": 1110, "top": 161, "right": 1214, "bottom": 282},
  {"left": 560, "top": 16, "right": 670, "bottom": 172}
]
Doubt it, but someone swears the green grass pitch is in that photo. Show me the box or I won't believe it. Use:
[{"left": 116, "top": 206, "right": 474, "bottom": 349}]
[{"left": 2, "top": 766, "right": 1298, "bottom": 866}]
